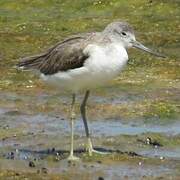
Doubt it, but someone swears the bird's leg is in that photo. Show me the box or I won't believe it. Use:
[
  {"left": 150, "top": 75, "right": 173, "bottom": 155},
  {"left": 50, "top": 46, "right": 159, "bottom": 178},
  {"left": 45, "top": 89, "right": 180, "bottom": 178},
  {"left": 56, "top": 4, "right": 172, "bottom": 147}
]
[
  {"left": 80, "top": 90, "right": 92, "bottom": 155},
  {"left": 67, "top": 94, "right": 79, "bottom": 161},
  {"left": 81, "top": 90, "right": 109, "bottom": 156}
]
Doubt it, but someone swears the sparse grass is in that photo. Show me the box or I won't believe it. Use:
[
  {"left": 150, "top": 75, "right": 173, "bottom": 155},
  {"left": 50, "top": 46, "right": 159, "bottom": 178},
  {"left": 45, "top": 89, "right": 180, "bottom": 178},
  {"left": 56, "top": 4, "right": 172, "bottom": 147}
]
[{"left": 0, "top": 0, "right": 179, "bottom": 119}]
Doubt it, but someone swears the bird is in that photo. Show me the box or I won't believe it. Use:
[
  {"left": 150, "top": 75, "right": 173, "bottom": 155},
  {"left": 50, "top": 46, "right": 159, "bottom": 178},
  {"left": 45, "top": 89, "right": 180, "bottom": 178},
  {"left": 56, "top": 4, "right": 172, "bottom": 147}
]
[{"left": 17, "top": 21, "right": 165, "bottom": 161}]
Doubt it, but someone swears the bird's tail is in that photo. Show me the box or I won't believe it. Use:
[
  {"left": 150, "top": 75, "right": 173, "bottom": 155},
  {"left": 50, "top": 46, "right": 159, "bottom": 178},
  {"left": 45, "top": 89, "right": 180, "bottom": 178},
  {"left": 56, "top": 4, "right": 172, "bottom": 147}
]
[{"left": 16, "top": 53, "right": 46, "bottom": 70}]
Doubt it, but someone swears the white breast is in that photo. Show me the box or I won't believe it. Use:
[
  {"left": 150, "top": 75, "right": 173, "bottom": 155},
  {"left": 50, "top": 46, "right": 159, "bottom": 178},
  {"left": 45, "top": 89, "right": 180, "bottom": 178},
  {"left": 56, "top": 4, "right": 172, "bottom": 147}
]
[
  {"left": 84, "top": 43, "right": 128, "bottom": 76},
  {"left": 41, "top": 43, "right": 128, "bottom": 92}
]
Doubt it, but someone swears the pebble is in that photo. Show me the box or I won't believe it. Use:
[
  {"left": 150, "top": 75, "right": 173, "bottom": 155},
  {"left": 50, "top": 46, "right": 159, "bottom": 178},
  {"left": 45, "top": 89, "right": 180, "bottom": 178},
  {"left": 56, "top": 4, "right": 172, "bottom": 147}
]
[
  {"left": 29, "top": 161, "right": 35, "bottom": 167},
  {"left": 15, "top": 149, "right": 19, "bottom": 153},
  {"left": 14, "top": 144, "right": 20, "bottom": 147},
  {"left": 96, "top": 160, "right": 102, "bottom": 164},
  {"left": 2, "top": 137, "right": 7, "bottom": 141},
  {"left": 41, "top": 167, "right": 48, "bottom": 174},
  {"left": 145, "top": 137, "right": 162, "bottom": 147},
  {"left": 7, "top": 152, "right": 15, "bottom": 159},
  {"left": 24, "top": 156, "right": 28, "bottom": 160},
  {"left": 146, "top": 137, "right": 151, "bottom": 145},
  {"left": 51, "top": 147, "right": 55, "bottom": 152},
  {"left": 55, "top": 156, "right": 60, "bottom": 161},
  {"left": 98, "top": 177, "right": 104, "bottom": 180},
  {"left": 3, "top": 125, "right": 9, "bottom": 130},
  {"left": 160, "top": 156, "right": 165, "bottom": 160},
  {"left": 15, "top": 173, "right": 20, "bottom": 176}
]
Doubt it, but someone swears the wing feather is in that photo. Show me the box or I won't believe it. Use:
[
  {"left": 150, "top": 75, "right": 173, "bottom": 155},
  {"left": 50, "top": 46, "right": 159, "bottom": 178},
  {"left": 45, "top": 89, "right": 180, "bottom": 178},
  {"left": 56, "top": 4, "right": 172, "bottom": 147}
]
[{"left": 17, "top": 33, "right": 93, "bottom": 75}]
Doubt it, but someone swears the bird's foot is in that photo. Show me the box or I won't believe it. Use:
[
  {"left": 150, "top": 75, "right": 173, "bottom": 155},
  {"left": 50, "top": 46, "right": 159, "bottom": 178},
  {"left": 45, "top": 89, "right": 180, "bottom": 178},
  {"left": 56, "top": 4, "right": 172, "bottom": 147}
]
[
  {"left": 89, "top": 148, "right": 110, "bottom": 155},
  {"left": 86, "top": 138, "right": 110, "bottom": 156},
  {"left": 67, "top": 154, "right": 80, "bottom": 161}
]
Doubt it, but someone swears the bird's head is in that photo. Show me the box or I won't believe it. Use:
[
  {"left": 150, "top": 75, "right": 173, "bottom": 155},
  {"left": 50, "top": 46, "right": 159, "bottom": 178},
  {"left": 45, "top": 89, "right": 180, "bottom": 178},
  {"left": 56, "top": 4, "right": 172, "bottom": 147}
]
[{"left": 103, "top": 21, "right": 165, "bottom": 58}]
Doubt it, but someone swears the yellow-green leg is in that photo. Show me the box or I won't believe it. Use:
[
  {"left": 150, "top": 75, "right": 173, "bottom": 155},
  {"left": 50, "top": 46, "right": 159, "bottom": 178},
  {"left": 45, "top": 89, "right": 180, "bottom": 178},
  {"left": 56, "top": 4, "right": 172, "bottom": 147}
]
[
  {"left": 80, "top": 90, "right": 109, "bottom": 156},
  {"left": 67, "top": 94, "right": 79, "bottom": 161}
]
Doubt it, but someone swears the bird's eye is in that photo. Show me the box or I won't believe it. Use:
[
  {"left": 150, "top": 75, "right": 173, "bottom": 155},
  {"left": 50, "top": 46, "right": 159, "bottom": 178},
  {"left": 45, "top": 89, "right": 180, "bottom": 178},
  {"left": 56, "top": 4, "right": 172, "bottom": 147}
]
[{"left": 121, "top": 32, "right": 127, "bottom": 36}]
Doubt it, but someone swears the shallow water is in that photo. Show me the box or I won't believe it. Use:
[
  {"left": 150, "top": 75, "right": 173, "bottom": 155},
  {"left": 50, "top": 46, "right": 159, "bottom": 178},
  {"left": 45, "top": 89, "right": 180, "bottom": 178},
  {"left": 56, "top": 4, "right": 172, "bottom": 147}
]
[
  {"left": 0, "top": 109, "right": 180, "bottom": 164},
  {"left": 0, "top": 0, "right": 180, "bottom": 179}
]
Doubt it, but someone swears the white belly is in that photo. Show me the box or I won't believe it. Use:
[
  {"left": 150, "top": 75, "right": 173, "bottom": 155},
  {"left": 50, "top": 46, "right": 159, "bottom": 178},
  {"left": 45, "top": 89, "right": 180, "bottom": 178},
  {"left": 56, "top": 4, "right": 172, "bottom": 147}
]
[{"left": 41, "top": 43, "right": 128, "bottom": 92}]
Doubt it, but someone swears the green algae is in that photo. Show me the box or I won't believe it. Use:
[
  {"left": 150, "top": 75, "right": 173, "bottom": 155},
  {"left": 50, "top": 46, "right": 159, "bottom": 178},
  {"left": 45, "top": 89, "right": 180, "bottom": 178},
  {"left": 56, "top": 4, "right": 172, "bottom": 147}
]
[
  {"left": 0, "top": 1, "right": 179, "bottom": 121},
  {"left": 0, "top": 169, "right": 69, "bottom": 180}
]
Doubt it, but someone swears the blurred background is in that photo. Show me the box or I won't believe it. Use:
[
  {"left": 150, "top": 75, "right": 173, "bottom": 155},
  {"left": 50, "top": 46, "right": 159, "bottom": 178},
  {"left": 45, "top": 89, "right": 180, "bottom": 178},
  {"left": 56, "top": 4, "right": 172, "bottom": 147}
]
[{"left": 0, "top": 0, "right": 179, "bottom": 179}]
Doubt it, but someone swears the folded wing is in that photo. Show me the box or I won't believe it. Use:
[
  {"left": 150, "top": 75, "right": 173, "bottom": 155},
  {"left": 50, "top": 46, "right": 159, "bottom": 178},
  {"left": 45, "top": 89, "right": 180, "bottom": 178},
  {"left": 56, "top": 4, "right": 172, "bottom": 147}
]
[{"left": 17, "top": 33, "right": 93, "bottom": 75}]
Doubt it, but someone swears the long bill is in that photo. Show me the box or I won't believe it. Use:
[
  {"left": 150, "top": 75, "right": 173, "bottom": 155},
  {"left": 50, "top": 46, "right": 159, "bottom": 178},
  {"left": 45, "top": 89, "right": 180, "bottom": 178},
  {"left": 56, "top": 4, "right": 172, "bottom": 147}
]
[{"left": 132, "top": 41, "right": 166, "bottom": 58}]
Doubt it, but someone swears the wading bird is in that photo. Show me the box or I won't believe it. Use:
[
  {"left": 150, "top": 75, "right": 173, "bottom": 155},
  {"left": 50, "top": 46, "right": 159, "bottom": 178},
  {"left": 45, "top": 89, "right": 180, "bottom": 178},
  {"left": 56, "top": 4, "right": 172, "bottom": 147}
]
[{"left": 17, "top": 21, "right": 165, "bottom": 161}]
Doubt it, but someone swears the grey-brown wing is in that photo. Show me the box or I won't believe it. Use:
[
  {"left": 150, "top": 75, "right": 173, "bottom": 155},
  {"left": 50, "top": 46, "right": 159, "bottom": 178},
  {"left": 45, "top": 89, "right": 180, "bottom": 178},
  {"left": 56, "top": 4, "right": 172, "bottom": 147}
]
[{"left": 17, "top": 34, "right": 92, "bottom": 75}]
